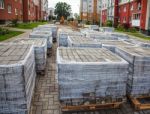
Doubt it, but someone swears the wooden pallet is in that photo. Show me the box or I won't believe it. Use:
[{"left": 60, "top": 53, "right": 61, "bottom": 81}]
[
  {"left": 128, "top": 95, "right": 150, "bottom": 110},
  {"left": 61, "top": 102, "right": 123, "bottom": 112},
  {"left": 60, "top": 97, "right": 125, "bottom": 112}
]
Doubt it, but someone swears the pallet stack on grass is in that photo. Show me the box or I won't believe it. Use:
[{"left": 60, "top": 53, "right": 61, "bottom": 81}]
[
  {"left": 68, "top": 36, "right": 102, "bottom": 48},
  {"left": 0, "top": 44, "right": 36, "bottom": 114},
  {"left": 57, "top": 47, "right": 129, "bottom": 110},
  {"left": 29, "top": 31, "right": 53, "bottom": 48},
  {"left": 12, "top": 38, "right": 47, "bottom": 73}
]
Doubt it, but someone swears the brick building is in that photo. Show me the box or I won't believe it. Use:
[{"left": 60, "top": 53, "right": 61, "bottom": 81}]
[
  {"left": 0, "top": 0, "right": 48, "bottom": 24},
  {"left": 0, "top": 0, "right": 23, "bottom": 24},
  {"left": 80, "top": 0, "right": 101, "bottom": 23},
  {"left": 100, "top": 0, "right": 150, "bottom": 35}
]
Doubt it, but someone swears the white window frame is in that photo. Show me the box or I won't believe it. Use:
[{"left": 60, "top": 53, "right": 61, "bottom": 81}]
[
  {"left": 0, "top": 0, "right": 4, "bottom": 9},
  {"left": 7, "top": 4, "right": 12, "bottom": 13},
  {"left": 15, "top": 8, "right": 18, "bottom": 15}
]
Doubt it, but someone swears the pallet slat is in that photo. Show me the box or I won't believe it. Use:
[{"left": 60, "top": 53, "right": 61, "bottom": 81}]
[
  {"left": 61, "top": 102, "right": 123, "bottom": 112},
  {"left": 128, "top": 95, "right": 150, "bottom": 110}
]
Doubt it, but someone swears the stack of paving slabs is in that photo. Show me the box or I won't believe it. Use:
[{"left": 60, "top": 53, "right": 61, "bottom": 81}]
[
  {"left": 96, "top": 40, "right": 135, "bottom": 53},
  {"left": 115, "top": 46, "right": 150, "bottom": 97},
  {"left": 99, "top": 27, "right": 114, "bottom": 32},
  {"left": 57, "top": 47, "right": 129, "bottom": 101},
  {"left": 85, "top": 31, "right": 118, "bottom": 40},
  {"left": 38, "top": 24, "right": 58, "bottom": 39},
  {"left": 0, "top": 44, "right": 36, "bottom": 114},
  {"left": 12, "top": 38, "right": 47, "bottom": 73},
  {"left": 110, "top": 32, "right": 129, "bottom": 40},
  {"left": 68, "top": 36, "right": 102, "bottom": 48},
  {"left": 29, "top": 31, "right": 53, "bottom": 48},
  {"left": 58, "top": 30, "right": 83, "bottom": 47},
  {"left": 138, "top": 42, "right": 150, "bottom": 48}
]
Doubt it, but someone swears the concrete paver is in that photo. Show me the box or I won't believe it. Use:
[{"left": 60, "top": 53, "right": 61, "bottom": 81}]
[{"left": 30, "top": 42, "right": 150, "bottom": 114}]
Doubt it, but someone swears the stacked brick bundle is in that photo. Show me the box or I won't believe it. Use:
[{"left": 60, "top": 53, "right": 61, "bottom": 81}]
[
  {"left": 12, "top": 38, "right": 47, "bottom": 73},
  {"left": 85, "top": 31, "right": 118, "bottom": 40},
  {"left": 29, "top": 31, "right": 53, "bottom": 48},
  {"left": 38, "top": 24, "right": 58, "bottom": 40},
  {"left": 0, "top": 44, "right": 36, "bottom": 114},
  {"left": 57, "top": 47, "right": 128, "bottom": 101},
  {"left": 115, "top": 47, "right": 150, "bottom": 97},
  {"left": 58, "top": 30, "right": 83, "bottom": 47},
  {"left": 68, "top": 36, "right": 102, "bottom": 48},
  {"left": 96, "top": 40, "right": 135, "bottom": 53}
]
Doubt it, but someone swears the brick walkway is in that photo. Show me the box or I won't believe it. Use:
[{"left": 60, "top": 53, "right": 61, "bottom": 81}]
[
  {"left": 29, "top": 42, "right": 150, "bottom": 114},
  {"left": 30, "top": 43, "right": 60, "bottom": 114}
]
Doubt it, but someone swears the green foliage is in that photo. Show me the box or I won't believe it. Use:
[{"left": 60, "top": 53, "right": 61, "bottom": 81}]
[
  {"left": 86, "top": 21, "right": 91, "bottom": 25},
  {"left": 116, "top": 24, "right": 137, "bottom": 33},
  {"left": 54, "top": 2, "right": 71, "bottom": 20},
  {"left": 128, "top": 27, "right": 137, "bottom": 33},
  {"left": 67, "top": 18, "right": 74, "bottom": 21},
  {"left": 11, "top": 19, "right": 18, "bottom": 27},
  {"left": 0, "top": 28, "right": 9, "bottom": 35},
  {"left": 106, "top": 20, "right": 113, "bottom": 27},
  {"left": 74, "top": 13, "right": 80, "bottom": 20},
  {"left": 14, "top": 22, "right": 48, "bottom": 29},
  {"left": 116, "top": 24, "right": 126, "bottom": 31}
]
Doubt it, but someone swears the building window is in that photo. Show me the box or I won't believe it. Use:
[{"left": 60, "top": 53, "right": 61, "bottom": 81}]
[
  {"left": 7, "top": 4, "right": 11, "bottom": 13},
  {"left": 130, "top": 5, "right": 133, "bottom": 11},
  {"left": 123, "top": 17, "right": 126, "bottom": 23},
  {"left": 15, "top": 8, "right": 18, "bottom": 15},
  {"left": 0, "top": 0, "right": 4, "bottom": 9},
  {"left": 20, "top": 10, "right": 22, "bottom": 15},
  {"left": 138, "top": 3, "right": 141, "bottom": 10},
  {"left": 124, "top": 6, "right": 126, "bottom": 12}
]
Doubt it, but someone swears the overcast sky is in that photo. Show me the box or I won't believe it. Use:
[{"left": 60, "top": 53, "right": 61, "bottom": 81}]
[{"left": 48, "top": 0, "right": 80, "bottom": 14}]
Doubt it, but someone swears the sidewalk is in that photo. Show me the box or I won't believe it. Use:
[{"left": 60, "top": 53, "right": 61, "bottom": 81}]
[{"left": 3, "top": 27, "right": 32, "bottom": 42}]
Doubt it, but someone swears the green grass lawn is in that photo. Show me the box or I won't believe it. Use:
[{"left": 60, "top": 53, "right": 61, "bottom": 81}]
[
  {"left": 115, "top": 30, "right": 150, "bottom": 41},
  {"left": 0, "top": 31, "right": 23, "bottom": 41},
  {"left": 14, "top": 22, "right": 48, "bottom": 29}
]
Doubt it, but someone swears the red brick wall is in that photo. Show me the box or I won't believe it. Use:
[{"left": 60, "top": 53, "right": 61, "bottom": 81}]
[
  {"left": 102, "top": 9, "right": 107, "bottom": 25},
  {"left": 140, "top": 0, "right": 148, "bottom": 30},
  {"left": 0, "top": 0, "right": 23, "bottom": 21},
  {"left": 118, "top": 0, "right": 142, "bottom": 28},
  {"left": 114, "top": 0, "right": 119, "bottom": 27}
]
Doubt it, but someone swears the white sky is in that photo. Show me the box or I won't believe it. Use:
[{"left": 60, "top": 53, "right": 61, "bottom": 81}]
[{"left": 48, "top": 0, "right": 80, "bottom": 14}]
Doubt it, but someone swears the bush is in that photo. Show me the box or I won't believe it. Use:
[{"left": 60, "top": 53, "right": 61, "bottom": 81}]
[
  {"left": 11, "top": 19, "right": 18, "bottom": 27},
  {"left": 129, "top": 27, "right": 137, "bottom": 33},
  {"left": 0, "top": 28, "right": 9, "bottom": 35},
  {"left": 85, "top": 21, "right": 91, "bottom": 25},
  {"left": 67, "top": 18, "right": 74, "bottom": 21},
  {"left": 117, "top": 24, "right": 126, "bottom": 31},
  {"left": 106, "top": 20, "right": 113, "bottom": 27}
]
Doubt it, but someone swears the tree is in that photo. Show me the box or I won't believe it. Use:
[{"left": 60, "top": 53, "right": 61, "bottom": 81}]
[
  {"left": 54, "top": 2, "right": 72, "bottom": 20},
  {"left": 74, "top": 13, "right": 80, "bottom": 20}
]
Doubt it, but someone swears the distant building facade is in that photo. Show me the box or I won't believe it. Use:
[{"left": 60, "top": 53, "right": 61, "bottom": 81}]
[
  {"left": 80, "top": 0, "right": 101, "bottom": 23},
  {"left": 0, "top": 0, "right": 48, "bottom": 24},
  {"left": 101, "top": 0, "right": 150, "bottom": 35}
]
